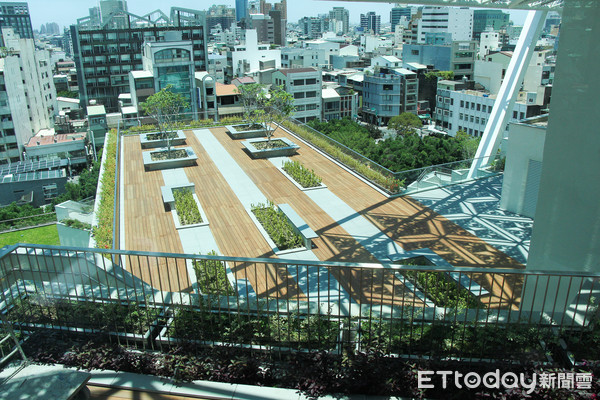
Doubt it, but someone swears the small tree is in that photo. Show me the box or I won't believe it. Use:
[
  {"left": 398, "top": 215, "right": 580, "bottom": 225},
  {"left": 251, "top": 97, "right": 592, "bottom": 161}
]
[
  {"left": 388, "top": 112, "right": 422, "bottom": 138},
  {"left": 238, "top": 83, "right": 295, "bottom": 146},
  {"left": 456, "top": 130, "right": 481, "bottom": 160},
  {"left": 140, "top": 84, "right": 189, "bottom": 158}
]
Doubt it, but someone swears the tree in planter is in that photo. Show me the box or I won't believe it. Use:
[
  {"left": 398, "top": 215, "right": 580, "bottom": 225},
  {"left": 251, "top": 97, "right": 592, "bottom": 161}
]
[
  {"left": 238, "top": 83, "right": 295, "bottom": 147},
  {"left": 388, "top": 112, "right": 422, "bottom": 138},
  {"left": 140, "top": 84, "right": 189, "bottom": 159}
]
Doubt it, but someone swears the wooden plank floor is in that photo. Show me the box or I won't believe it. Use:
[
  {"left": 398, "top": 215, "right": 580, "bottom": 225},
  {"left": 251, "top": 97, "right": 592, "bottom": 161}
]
[
  {"left": 202, "top": 127, "right": 420, "bottom": 306},
  {"left": 183, "top": 133, "right": 302, "bottom": 300},
  {"left": 122, "top": 136, "right": 191, "bottom": 293},
  {"left": 247, "top": 124, "right": 526, "bottom": 307},
  {"left": 120, "top": 124, "right": 525, "bottom": 307},
  {"left": 90, "top": 385, "right": 215, "bottom": 400}
]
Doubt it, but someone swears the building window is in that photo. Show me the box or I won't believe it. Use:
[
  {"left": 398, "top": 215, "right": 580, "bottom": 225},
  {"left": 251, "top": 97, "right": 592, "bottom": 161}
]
[
  {"left": 460, "top": 100, "right": 464, "bottom": 108},
  {"left": 306, "top": 91, "right": 317, "bottom": 98},
  {"left": 459, "top": 113, "right": 463, "bottom": 120},
  {"left": 513, "top": 111, "right": 518, "bottom": 119},
  {"left": 294, "top": 92, "right": 305, "bottom": 99},
  {"left": 293, "top": 79, "right": 304, "bottom": 86},
  {"left": 470, "top": 115, "right": 474, "bottom": 122},
  {"left": 305, "top": 78, "right": 317, "bottom": 85},
  {"left": 411, "top": 50, "right": 419, "bottom": 55},
  {"left": 520, "top": 112, "right": 525, "bottom": 120},
  {"left": 476, "top": 104, "right": 481, "bottom": 111},
  {"left": 475, "top": 117, "right": 480, "bottom": 124}
]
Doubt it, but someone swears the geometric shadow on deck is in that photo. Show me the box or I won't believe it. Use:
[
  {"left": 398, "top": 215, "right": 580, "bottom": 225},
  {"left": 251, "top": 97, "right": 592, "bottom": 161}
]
[{"left": 410, "top": 174, "right": 533, "bottom": 265}]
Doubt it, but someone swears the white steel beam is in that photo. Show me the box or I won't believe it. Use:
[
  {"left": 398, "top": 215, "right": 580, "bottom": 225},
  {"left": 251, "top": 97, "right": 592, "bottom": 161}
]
[{"left": 467, "top": 9, "right": 547, "bottom": 179}]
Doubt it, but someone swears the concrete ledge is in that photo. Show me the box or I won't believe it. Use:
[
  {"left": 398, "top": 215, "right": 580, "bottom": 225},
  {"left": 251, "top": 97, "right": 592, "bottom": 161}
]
[
  {"left": 242, "top": 137, "right": 299, "bottom": 159},
  {"left": 278, "top": 203, "right": 317, "bottom": 249},
  {"left": 142, "top": 147, "right": 198, "bottom": 171},
  {"left": 140, "top": 130, "right": 186, "bottom": 149}
]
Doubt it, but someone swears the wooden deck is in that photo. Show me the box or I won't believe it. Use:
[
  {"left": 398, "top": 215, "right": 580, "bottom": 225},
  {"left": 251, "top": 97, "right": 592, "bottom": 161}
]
[{"left": 120, "top": 125, "right": 524, "bottom": 307}]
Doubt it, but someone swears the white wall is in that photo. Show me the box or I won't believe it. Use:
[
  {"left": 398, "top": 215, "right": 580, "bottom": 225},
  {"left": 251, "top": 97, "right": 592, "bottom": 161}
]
[{"left": 500, "top": 120, "right": 546, "bottom": 217}]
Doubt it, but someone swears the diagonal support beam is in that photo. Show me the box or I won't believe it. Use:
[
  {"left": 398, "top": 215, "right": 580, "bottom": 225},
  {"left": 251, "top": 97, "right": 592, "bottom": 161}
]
[{"left": 468, "top": 9, "right": 547, "bottom": 179}]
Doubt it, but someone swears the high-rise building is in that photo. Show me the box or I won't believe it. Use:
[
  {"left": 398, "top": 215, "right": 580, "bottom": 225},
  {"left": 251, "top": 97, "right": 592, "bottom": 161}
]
[
  {"left": 0, "top": 27, "right": 56, "bottom": 164},
  {"left": 99, "top": 0, "right": 127, "bottom": 23},
  {"left": 299, "top": 16, "right": 327, "bottom": 39},
  {"left": 260, "top": 0, "right": 286, "bottom": 20},
  {"left": 390, "top": 7, "right": 411, "bottom": 33},
  {"left": 206, "top": 5, "right": 236, "bottom": 32},
  {"left": 235, "top": 0, "right": 248, "bottom": 22},
  {"left": 360, "top": 12, "right": 381, "bottom": 35},
  {"left": 473, "top": 9, "right": 509, "bottom": 40},
  {"left": 0, "top": 2, "right": 32, "bottom": 41},
  {"left": 70, "top": 7, "right": 209, "bottom": 112},
  {"left": 417, "top": 6, "right": 473, "bottom": 44},
  {"left": 329, "top": 7, "right": 349, "bottom": 35}
]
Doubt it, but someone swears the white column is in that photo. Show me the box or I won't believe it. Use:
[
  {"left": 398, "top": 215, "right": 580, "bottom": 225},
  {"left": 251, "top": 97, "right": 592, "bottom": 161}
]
[{"left": 468, "top": 10, "right": 547, "bottom": 179}]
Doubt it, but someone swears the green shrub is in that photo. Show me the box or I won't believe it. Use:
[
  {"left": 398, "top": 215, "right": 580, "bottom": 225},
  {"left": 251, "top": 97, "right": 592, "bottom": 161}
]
[
  {"left": 61, "top": 218, "right": 92, "bottom": 231},
  {"left": 170, "top": 307, "right": 269, "bottom": 344},
  {"left": 251, "top": 201, "right": 303, "bottom": 250},
  {"left": 407, "top": 270, "right": 482, "bottom": 309},
  {"left": 122, "top": 117, "right": 244, "bottom": 135},
  {"left": 269, "top": 311, "right": 339, "bottom": 350},
  {"left": 8, "top": 296, "right": 160, "bottom": 335},
  {"left": 282, "top": 160, "right": 322, "bottom": 188},
  {"left": 193, "top": 250, "right": 235, "bottom": 295},
  {"left": 173, "top": 188, "right": 202, "bottom": 225},
  {"left": 92, "top": 129, "right": 117, "bottom": 250},
  {"left": 281, "top": 120, "right": 404, "bottom": 193}
]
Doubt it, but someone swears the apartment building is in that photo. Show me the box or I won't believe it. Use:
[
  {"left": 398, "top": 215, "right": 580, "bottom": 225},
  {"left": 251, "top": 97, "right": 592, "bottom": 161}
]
[
  {"left": 329, "top": 7, "right": 349, "bottom": 35},
  {"left": 416, "top": 6, "right": 473, "bottom": 44},
  {"left": 226, "top": 29, "right": 281, "bottom": 82},
  {"left": 402, "top": 41, "right": 477, "bottom": 80},
  {"left": 322, "top": 84, "right": 358, "bottom": 121},
  {"left": 272, "top": 67, "right": 322, "bottom": 123},
  {"left": 0, "top": 27, "right": 56, "bottom": 164},
  {"left": 362, "top": 67, "right": 418, "bottom": 126},
  {"left": 360, "top": 12, "right": 381, "bottom": 35},
  {"left": 0, "top": 1, "right": 33, "bottom": 40},
  {"left": 70, "top": 7, "right": 208, "bottom": 112},
  {"left": 434, "top": 80, "right": 542, "bottom": 137},
  {"left": 473, "top": 9, "right": 509, "bottom": 41}
]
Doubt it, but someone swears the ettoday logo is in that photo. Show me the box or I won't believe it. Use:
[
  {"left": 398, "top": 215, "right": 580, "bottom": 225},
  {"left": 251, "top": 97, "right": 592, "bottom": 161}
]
[{"left": 418, "top": 370, "right": 593, "bottom": 394}]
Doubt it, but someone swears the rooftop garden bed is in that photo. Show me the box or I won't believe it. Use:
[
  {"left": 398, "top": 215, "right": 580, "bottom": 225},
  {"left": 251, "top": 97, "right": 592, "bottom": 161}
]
[
  {"left": 121, "top": 116, "right": 243, "bottom": 135},
  {"left": 173, "top": 188, "right": 202, "bottom": 225},
  {"left": 282, "top": 160, "right": 323, "bottom": 189},
  {"left": 140, "top": 130, "right": 186, "bottom": 149},
  {"left": 359, "top": 319, "right": 556, "bottom": 363},
  {"left": 142, "top": 147, "right": 197, "bottom": 171},
  {"left": 193, "top": 251, "right": 235, "bottom": 296},
  {"left": 21, "top": 330, "right": 600, "bottom": 399},
  {"left": 226, "top": 123, "right": 267, "bottom": 139},
  {"left": 165, "top": 307, "right": 339, "bottom": 351},
  {"left": 242, "top": 137, "right": 299, "bottom": 159},
  {"left": 281, "top": 120, "right": 404, "bottom": 194},
  {"left": 92, "top": 128, "right": 117, "bottom": 250},
  {"left": 251, "top": 201, "right": 303, "bottom": 251},
  {"left": 7, "top": 295, "right": 161, "bottom": 336}
]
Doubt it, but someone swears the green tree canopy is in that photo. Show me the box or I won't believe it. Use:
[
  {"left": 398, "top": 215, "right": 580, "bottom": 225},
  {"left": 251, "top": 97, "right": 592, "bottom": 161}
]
[
  {"left": 238, "top": 83, "right": 295, "bottom": 144},
  {"left": 455, "top": 130, "right": 481, "bottom": 160},
  {"left": 140, "top": 85, "right": 189, "bottom": 156},
  {"left": 388, "top": 112, "right": 423, "bottom": 137}
]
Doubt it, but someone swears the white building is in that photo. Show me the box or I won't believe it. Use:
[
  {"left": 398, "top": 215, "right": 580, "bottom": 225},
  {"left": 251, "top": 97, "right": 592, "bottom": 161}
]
[
  {"left": 478, "top": 30, "right": 500, "bottom": 59},
  {"left": 370, "top": 55, "right": 402, "bottom": 68},
  {"left": 435, "top": 80, "right": 540, "bottom": 138},
  {"left": 272, "top": 67, "right": 322, "bottom": 123},
  {"left": 417, "top": 6, "right": 473, "bottom": 44},
  {"left": 226, "top": 29, "right": 281, "bottom": 81},
  {"left": 0, "top": 27, "right": 57, "bottom": 164}
]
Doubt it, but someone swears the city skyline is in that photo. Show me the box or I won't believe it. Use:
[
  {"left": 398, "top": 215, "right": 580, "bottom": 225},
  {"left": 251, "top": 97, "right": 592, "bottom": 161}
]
[{"left": 26, "top": 0, "right": 527, "bottom": 32}]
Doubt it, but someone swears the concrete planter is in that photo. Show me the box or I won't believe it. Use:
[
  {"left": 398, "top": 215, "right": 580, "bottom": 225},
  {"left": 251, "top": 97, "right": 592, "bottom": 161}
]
[
  {"left": 140, "top": 130, "right": 186, "bottom": 149},
  {"left": 142, "top": 147, "right": 197, "bottom": 171},
  {"left": 242, "top": 138, "right": 299, "bottom": 159},
  {"left": 226, "top": 124, "right": 267, "bottom": 139}
]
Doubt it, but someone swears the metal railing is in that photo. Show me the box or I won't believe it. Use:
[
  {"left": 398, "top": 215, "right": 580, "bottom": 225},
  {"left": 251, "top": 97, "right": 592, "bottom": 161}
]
[{"left": 1, "top": 244, "right": 598, "bottom": 363}]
